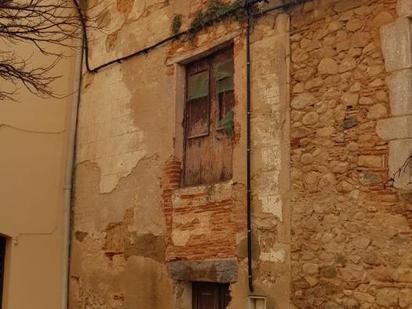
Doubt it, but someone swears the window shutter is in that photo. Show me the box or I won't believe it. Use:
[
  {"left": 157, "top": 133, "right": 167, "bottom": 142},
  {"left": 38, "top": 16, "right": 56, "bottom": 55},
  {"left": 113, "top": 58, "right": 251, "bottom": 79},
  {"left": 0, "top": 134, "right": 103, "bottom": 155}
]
[
  {"left": 186, "top": 70, "right": 210, "bottom": 139},
  {"left": 184, "top": 47, "right": 234, "bottom": 186}
]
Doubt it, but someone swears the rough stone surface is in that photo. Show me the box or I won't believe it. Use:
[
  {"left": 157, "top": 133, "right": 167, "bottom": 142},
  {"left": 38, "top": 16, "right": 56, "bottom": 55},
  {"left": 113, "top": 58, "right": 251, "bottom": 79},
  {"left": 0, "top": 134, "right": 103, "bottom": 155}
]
[
  {"left": 302, "top": 111, "right": 319, "bottom": 126},
  {"left": 358, "top": 155, "right": 384, "bottom": 168},
  {"left": 343, "top": 117, "right": 357, "bottom": 129},
  {"left": 399, "top": 289, "right": 412, "bottom": 308},
  {"left": 167, "top": 258, "right": 238, "bottom": 283},
  {"left": 318, "top": 58, "right": 339, "bottom": 75},
  {"left": 292, "top": 93, "right": 315, "bottom": 110},
  {"left": 376, "top": 288, "right": 399, "bottom": 306},
  {"left": 290, "top": 0, "right": 412, "bottom": 307},
  {"left": 342, "top": 93, "right": 359, "bottom": 106},
  {"left": 367, "top": 103, "right": 387, "bottom": 119},
  {"left": 381, "top": 18, "right": 412, "bottom": 72},
  {"left": 359, "top": 171, "right": 382, "bottom": 185}
]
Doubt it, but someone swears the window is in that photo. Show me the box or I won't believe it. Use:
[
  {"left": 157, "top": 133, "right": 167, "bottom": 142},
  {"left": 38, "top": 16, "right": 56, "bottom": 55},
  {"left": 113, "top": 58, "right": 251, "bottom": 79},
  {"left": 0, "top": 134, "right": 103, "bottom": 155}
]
[
  {"left": 192, "top": 282, "right": 230, "bottom": 309},
  {"left": 184, "top": 48, "right": 235, "bottom": 186},
  {"left": 0, "top": 236, "right": 6, "bottom": 309}
]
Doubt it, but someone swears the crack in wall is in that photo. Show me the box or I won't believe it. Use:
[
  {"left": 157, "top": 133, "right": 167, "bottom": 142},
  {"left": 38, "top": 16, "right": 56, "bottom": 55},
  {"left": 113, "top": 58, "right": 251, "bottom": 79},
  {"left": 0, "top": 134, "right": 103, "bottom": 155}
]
[{"left": 0, "top": 123, "right": 64, "bottom": 135}]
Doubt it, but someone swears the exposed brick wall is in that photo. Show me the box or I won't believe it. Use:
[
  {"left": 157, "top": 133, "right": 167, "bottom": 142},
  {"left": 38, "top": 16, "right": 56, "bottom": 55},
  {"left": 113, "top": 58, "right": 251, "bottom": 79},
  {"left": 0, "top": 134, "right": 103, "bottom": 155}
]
[
  {"left": 289, "top": 0, "right": 412, "bottom": 307},
  {"left": 167, "top": 199, "right": 237, "bottom": 261},
  {"left": 162, "top": 157, "right": 244, "bottom": 261},
  {"left": 162, "top": 156, "right": 182, "bottom": 249}
]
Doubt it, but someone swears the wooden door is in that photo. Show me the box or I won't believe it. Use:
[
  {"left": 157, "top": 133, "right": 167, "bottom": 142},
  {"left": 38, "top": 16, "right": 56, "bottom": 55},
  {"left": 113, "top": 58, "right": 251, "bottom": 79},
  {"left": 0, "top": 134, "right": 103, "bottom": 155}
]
[{"left": 192, "top": 282, "right": 230, "bottom": 309}]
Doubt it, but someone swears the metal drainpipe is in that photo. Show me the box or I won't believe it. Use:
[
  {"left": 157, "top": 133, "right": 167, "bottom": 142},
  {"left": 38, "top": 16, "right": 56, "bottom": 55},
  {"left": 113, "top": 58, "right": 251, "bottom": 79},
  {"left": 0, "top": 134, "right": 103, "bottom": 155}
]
[
  {"left": 62, "top": 32, "right": 84, "bottom": 309},
  {"left": 245, "top": 2, "right": 254, "bottom": 294}
]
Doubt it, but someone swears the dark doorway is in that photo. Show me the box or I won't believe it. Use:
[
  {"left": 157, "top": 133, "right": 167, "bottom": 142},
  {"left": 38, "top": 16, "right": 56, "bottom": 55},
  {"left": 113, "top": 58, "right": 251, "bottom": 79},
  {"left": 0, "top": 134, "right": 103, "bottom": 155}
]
[
  {"left": 192, "top": 282, "right": 230, "bottom": 309},
  {"left": 0, "top": 236, "right": 6, "bottom": 309}
]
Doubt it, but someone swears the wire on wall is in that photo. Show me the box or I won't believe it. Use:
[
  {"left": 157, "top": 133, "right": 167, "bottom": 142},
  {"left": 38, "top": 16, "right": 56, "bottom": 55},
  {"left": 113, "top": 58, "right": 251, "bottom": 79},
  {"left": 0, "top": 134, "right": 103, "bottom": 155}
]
[
  {"left": 71, "top": 0, "right": 308, "bottom": 296},
  {"left": 72, "top": 0, "right": 306, "bottom": 74}
]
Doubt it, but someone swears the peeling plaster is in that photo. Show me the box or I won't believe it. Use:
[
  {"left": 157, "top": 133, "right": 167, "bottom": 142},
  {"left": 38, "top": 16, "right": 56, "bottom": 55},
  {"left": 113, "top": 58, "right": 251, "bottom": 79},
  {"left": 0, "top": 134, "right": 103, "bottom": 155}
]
[
  {"left": 261, "top": 146, "right": 282, "bottom": 170},
  {"left": 260, "top": 248, "right": 287, "bottom": 263},
  {"left": 77, "top": 66, "right": 146, "bottom": 193},
  {"left": 129, "top": 1, "right": 145, "bottom": 20},
  {"left": 258, "top": 193, "right": 283, "bottom": 222},
  {"left": 88, "top": 0, "right": 171, "bottom": 65},
  {"left": 259, "top": 72, "right": 281, "bottom": 111},
  {"left": 253, "top": 41, "right": 284, "bottom": 222}
]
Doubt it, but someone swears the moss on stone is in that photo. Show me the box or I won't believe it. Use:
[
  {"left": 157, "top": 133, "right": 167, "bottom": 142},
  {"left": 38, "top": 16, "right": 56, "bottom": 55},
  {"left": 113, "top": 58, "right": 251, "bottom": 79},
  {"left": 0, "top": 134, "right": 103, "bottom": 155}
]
[
  {"left": 171, "top": 15, "right": 182, "bottom": 35},
  {"left": 188, "top": 0, "right": 244, "bottom": 38}
]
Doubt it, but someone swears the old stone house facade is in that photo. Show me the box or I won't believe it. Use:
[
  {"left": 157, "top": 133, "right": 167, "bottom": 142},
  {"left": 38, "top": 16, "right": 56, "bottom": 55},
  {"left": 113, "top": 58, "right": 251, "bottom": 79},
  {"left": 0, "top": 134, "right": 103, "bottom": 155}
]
[{"left": 68, "top": 0, "right": 412, "bottom": 308}]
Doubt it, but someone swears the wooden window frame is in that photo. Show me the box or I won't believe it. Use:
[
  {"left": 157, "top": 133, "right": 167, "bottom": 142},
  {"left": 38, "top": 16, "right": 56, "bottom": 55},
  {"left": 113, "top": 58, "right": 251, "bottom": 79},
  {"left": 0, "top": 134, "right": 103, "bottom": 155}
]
[{"left": 182, "top": 47, "right": 235, "bottom": 187}]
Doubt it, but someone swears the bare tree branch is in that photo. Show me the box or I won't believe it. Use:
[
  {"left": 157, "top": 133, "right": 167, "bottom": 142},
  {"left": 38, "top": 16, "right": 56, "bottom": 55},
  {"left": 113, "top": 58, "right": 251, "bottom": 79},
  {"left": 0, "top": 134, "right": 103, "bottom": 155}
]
[
  {"left": 0, "top": 56, "right": 60, "bottom": 98},
  {"left": 0, "top": 0, "right": 96, "bottom": 100}
]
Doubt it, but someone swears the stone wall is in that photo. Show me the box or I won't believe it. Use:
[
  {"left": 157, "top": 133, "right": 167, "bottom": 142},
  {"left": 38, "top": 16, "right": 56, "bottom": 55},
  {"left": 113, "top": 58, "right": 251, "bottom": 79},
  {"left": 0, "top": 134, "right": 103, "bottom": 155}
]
[{"left": 289, "top": 0, "right": 412, "bottom": 308}]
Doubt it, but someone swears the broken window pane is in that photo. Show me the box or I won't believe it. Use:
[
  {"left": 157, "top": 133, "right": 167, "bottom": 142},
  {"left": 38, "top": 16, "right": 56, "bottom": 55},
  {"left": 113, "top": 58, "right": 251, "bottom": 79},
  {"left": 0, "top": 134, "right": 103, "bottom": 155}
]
[
  {"left": 218, "top": 91, "right": 234, "bottom": 121},
  {"left": 187, "top": 70, "right": 209, "bottom": 101},
  {"left": 214, "top": 59, "right": 234, "bottom": 81}
]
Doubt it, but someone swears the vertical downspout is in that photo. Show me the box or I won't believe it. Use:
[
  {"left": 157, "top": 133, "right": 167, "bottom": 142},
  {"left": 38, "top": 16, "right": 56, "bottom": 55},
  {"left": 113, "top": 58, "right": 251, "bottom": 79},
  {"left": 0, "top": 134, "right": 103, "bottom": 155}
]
[
  {"left": 62, "top": 29, "right": 84, "bottom": 309},
  {"left": 245, "top": 3, "right": 254, "bottom": 294}
]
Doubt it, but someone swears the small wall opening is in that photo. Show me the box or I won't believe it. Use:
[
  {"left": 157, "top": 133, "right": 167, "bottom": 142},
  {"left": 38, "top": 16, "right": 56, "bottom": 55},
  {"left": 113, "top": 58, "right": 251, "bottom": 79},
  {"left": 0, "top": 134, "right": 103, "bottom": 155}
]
[
  {"left": 0, "top": 236, "right": 6, "bottom": 309},
  {"left": 248, "top": 296, "right": 267, "bottom": 309},
  {"left": 192, "top": 282, "right": 230, "bottom": 309}
]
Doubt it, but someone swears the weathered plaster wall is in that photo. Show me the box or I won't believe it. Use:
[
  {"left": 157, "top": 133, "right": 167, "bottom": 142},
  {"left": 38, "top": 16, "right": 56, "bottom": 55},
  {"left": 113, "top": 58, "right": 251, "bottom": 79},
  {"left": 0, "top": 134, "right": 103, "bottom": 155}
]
[
  {"left": 71, "top": 0, "right": 292, "bottom": 308},
  {"left": 289, "top": 0, "right": 412, "bottom": 308},
  {"left": 71, "top": 46, "right": 176, "bottom": 308}
]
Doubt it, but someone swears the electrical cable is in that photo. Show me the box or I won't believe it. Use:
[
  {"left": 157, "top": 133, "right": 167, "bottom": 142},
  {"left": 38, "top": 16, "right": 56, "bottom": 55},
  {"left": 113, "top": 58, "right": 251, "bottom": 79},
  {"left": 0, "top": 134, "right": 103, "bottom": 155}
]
[{"left": 74, "top": 0, "right": 306, "bottom": 74}]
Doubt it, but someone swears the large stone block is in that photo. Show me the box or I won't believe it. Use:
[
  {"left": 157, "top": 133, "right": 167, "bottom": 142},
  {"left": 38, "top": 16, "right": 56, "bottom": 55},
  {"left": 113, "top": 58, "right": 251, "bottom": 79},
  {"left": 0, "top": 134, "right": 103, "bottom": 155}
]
[
  {"left": 387, "top": 69, "right": 412, "bottom": 116},
  {"left": 167, "top": 258, "right": 238, "bottom": 283},
  {"left": 381, "top": 18, "right": 412, "bottom": 72},
  {"left": 397, "top": 0, "right": 412, "bottom": 18},
  {"left": 377, "top": 115, "right": 412, "bottom": 140},
  {"left": 388, "top": 139, "right": 412, "bottom": 190}
]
